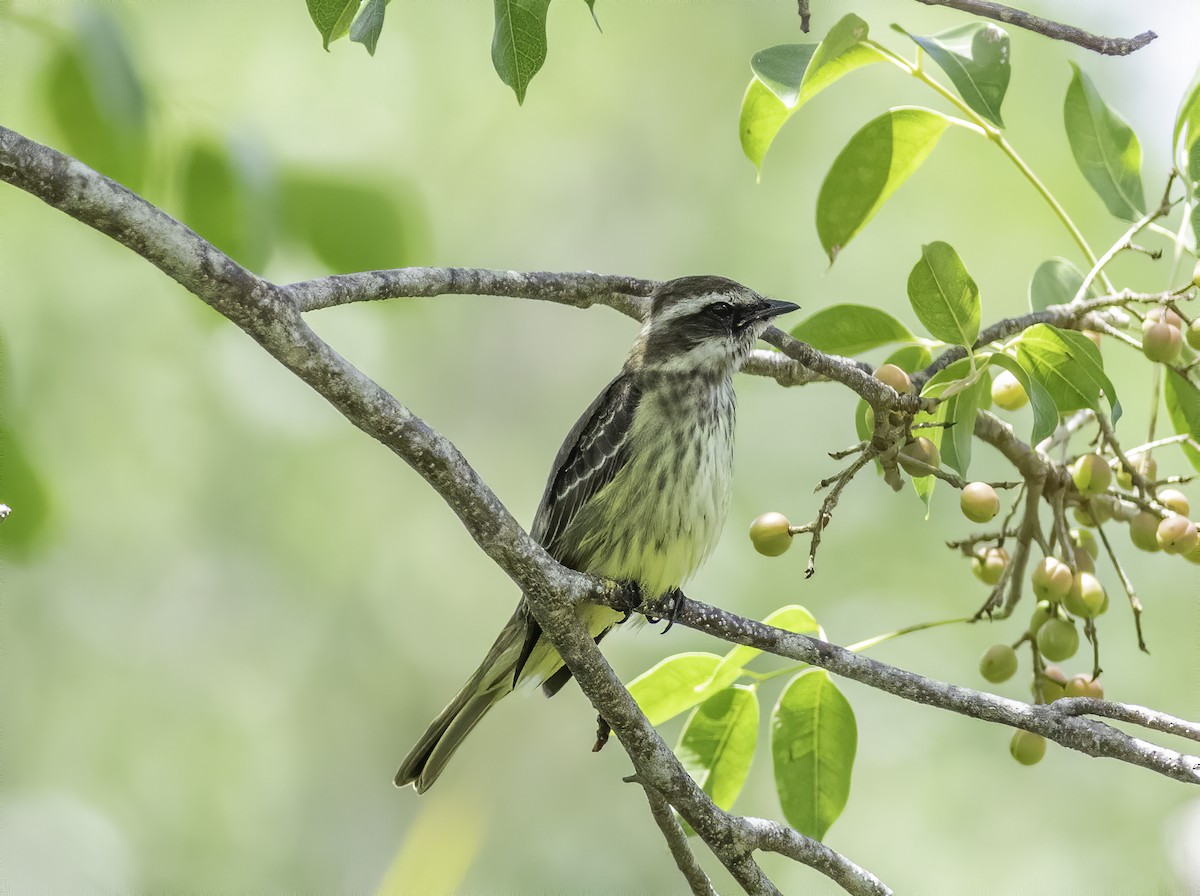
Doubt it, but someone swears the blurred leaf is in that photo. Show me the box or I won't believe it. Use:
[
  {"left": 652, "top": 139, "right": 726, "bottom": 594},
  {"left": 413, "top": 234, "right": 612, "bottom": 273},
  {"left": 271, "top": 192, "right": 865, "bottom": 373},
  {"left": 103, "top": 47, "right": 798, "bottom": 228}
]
[
  {"left": 676, "top": 686, "right": 759, "bottom": 816},
  {"left": 1014, "top": 324, "right": 1121, "bottom": 424},
  {"left": 920, "top": 358, "right": 983, "bottom": 477},
  {"left": 1173, "top": 66, "right": 1200, "bottom": 161},
  {"left": 988, "top": 353, "right": 1057, "bottom": 444},
  {"left": 307, "top": 0, "right": 359, "bottom": 49},
  {"left": 771, "top": 670, "right": 856, "bottom": 841},
  {"left": 377, "top": 795, "right": 484, "bottom": 895},
  {"left": 628, "top": 652, "right": 733, "bottom": 726},
  {"left": 883, "top": 344, "right": 933, "bottom": 372},
  {"left": 181, "top": 139, "right": 275, "bottom": 272},
  {"left": 854, "top": 398, "right": 873, "bottom": 444},
  {"left": 1163, "top": 370, "right": 1200, "bottom": 474},
  {"left": 1029, "top": 257, "right": 1097, "bottom": 311},
  {"left": 350, "top": 0, "right": 390, "bottom": 55},
  {"left": 790, "top": 304, "right": 915, "bottom": 356},
  {"left": 1189, "top": 140, "right": 1200, "bottom": 246},
  {"left": 705, "top": 606, "right": 823, "bottom": 692},
  {"left": 43, "top": 11, "right": 148, "bottom": 190},
  {"left": 0, "top": 426, "right": 51, "bottom": 560},
  {"left": 741, "top": 17, "right": 884, "bottom": 170},
  {"left": 817, "top": 108, "right": 949, "bottom": 262},
  {"left": 492, "top": 0, "right": 551, "bottom": 104},
  {"left": 1064, "top": 63, "right": 1145, "bottom": 221},
  {"left": 900, "top": 23, "right": 1010, "bottom": 127},
  {"left": 280, "top": 172, "right": 424, "bottom": 273},
  {"left": 906, "top": 241, "right": 981, "bottom": 347}
]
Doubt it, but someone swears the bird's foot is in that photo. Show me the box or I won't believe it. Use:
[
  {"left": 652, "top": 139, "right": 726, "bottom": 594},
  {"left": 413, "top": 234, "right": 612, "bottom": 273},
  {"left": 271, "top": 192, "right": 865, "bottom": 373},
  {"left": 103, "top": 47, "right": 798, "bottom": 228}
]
[
  {"left": 659, "top": 588, "right": 685, "bottom": 634},
  {"left": 614, "top": 581, "right": 644, "bottom": 624}
]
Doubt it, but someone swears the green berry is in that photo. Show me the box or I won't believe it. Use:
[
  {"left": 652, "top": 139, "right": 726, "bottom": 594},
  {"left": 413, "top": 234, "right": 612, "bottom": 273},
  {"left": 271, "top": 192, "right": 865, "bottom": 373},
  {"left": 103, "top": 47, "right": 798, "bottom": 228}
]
[
  {"left": 1031, "top": 556, "right": 1073, "bottom": 602},
  {"left": 1142, "top": 322, "right": 1183, "bottom": 364},
  {"left": 1010, "top": 730, "right": 1047, "bottom": 765},
  {"left": 1028, "top": 600, "right": 1053, "bottom": 636},
  {"left": 1158, "top": 489, "right": 1191, "bottom": 516},
  {"left": 1037, "top": 618, "right": 1079, "bottom": 662},
  {"left": 873, "top": 363, "right": 913, "bottom": 395},
  {"left": 979, "top": 644, "right": 1019, "bottom": 683},
  {"left": 1035, "top": 665, "right": 1068, "bottom": 703},
  {"left": 991, "top": 370, "right": 1028, "bottom": 411},
  {"left": 960, "top": 482, "right": 1000, "bottom": 523},
  {"left": 1072, "top": 454, "right": 1112, "bottom": 496},
  {"left": 749, "top": 512, "right": 792, "bottom": 557},
  {"left": 1157, "top": 516, "right": 1199, "bottom": 555},
  {"left": 1063, "top": 571, "right": 1106, "bottom": 619},
  {"left": 1129, "top": 511, "right": 1162, "bottom": 552},
  {"left": 898, "top": 437, "right": 941, "bottom": 477},
  {"left": 972, "top": 547, "right": 1008, "bottom": 585}
]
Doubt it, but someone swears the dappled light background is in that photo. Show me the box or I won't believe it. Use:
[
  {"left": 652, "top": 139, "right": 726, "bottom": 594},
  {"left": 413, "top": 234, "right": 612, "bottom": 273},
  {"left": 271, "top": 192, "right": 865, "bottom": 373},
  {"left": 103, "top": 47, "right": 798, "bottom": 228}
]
[{"left": 2, "top": 1, "right": 1199, "bottom": 892}]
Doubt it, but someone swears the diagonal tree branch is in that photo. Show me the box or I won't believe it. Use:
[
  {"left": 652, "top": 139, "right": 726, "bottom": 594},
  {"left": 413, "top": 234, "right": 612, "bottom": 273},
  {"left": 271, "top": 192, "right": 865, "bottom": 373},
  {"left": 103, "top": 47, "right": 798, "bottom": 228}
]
[{"left": 910, "top": 0, "right": 1156, "bottom": 56}]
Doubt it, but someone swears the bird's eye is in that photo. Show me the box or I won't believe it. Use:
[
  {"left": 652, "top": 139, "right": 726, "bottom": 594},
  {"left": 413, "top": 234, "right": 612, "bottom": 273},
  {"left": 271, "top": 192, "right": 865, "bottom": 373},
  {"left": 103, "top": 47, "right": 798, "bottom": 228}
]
[{"left": 709, "top": 301, "right": 734, "bottom": 317}]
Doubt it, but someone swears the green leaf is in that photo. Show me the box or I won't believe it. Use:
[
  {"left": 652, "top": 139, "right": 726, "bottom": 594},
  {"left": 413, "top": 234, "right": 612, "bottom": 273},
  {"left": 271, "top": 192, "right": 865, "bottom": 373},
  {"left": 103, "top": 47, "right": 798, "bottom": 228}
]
[
  {"left": 740, "top": 16, "right": 885, "bottom": 170},
  {"left": 1064, "top": 62, "right": 1145, "bottom": 221},
  {"left": 1014, "top": 324, "right": 1121, "bottom": 424},
  {"left": 492, "top": 0, "right": 551, "bottom": 104},
  {"left": 350, "top": 0, "right": 390, "bottom": 55},
  {"left": 181, "top": 140, "right": 275, "bottom": 273},
  {"left": 676, "top": 686, "right": 760, "bottom": 814},
  {"left": 988, "top": 353, "right": 1058, "bottom": 444},
  {"left": 902, "top": 23, "right": 1011, "bottom": 127},
  {"left": 920, "top": 358, "right": 984, "bottom": 477},
  {"left": 906, "top": 241, "right": 981, "bottom": 347},
  {"left": 279, "top": 172, "right": 426, "bottom": 273},
  {"left": 817, "top": 108, "right": 950, "bottom": 262},
  {"left": 307, "top": 0, "right": 360, "bottom": 49},
  {"left": 1189, "top": 140, "right": 1200, "bottom": 246},
  {"left": 628, "top": 652, "right": 733, "bottom": 726},
  {"left": 772, "top": 670, "right": 856, "bottom": 841},
  {"left": 43, "top": 11, "right": 149, "bottom": 191},
  {"left": 1028, "top": 257, "right": 1098, "bottom": 311},
  {"left": 1173, "top": 66, "right": 1200, "bottom": 161},
  {"left": 1163, "top": 370, "right": 1200, "bottom": 474},
  {"left": 790, "top": 304, "right": 915, "bottom": 356}
]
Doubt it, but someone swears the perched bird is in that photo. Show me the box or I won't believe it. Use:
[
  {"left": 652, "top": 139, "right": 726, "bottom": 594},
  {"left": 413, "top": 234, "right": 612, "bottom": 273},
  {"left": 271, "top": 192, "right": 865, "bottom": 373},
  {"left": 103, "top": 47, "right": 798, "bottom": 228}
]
[{"left": 396, "top": 275, "right": 798, "bottom": 792}]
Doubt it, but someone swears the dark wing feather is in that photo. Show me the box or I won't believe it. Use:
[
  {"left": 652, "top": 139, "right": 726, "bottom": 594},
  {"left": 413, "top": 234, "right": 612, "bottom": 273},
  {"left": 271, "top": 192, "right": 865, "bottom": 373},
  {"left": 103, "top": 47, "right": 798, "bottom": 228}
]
[{"left": 531, "top": 371, "right": 642, "bottom": 560}]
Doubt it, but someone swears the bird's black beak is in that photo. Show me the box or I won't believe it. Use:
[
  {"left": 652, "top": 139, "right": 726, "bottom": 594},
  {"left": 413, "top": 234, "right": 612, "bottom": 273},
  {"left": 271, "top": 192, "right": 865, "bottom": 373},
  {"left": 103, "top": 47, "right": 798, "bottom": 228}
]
[{"left": 747, "top": 298, "right": 800, "bottom": 323}]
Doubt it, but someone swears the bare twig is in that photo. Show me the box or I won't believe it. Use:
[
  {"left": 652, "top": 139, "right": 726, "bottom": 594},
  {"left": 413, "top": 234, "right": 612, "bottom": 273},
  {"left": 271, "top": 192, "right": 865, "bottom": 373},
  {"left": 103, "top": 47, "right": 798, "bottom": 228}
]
[
  {"left": 910, "top": 0, "right": 1156, "bottom": 56},
  {"left": 626, "top": 776, "right": 717, "bottom": 896}
]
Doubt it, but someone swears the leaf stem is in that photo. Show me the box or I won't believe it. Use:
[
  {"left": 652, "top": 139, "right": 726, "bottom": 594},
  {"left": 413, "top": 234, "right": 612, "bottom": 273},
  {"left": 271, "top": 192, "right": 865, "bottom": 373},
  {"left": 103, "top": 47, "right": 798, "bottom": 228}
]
[{"left": 865, "top": 39, "right": 1111, "bottom": 291}]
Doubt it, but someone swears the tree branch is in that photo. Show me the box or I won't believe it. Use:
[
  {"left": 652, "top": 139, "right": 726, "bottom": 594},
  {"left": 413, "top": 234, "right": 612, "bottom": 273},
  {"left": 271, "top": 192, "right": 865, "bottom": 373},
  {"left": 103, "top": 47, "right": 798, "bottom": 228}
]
[
  {"left": 0, "top": 124, "right": 887, "bottom": 896},
  {"left": 910, "top": 0, "right": 1156, "bottom": 56},
  {"left": 627, "top": 776, "right": 717, "bottom": 896}
]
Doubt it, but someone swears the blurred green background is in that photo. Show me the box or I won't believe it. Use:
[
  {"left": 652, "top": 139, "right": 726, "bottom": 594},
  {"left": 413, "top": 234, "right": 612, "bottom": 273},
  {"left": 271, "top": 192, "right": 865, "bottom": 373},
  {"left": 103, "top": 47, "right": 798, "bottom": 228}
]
[{"left": 2, "top": 1, "right": 1199, "bottom": 892}]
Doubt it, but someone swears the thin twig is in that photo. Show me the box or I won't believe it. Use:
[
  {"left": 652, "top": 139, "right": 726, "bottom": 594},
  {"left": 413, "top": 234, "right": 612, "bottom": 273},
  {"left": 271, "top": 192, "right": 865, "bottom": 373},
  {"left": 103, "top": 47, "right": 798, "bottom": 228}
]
[
  {"left": 626, "top": 776, "right": 717, "bottom": 896},
  {"left": 910, "top": 0, "right": 1156, "bottom": 56}
]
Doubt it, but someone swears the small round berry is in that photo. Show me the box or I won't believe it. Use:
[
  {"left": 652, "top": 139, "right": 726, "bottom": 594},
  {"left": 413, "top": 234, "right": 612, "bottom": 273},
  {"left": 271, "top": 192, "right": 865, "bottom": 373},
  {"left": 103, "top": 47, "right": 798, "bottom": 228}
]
[
  {"left": 898, "top": 437, "right": 941, "bottom": 476},
  {"left": 1156, "top": 516, "right": 1199, "bottom": 555},
  {"left": 1064, "top": 674, "right": 1104, "bottom": 700},
  {"left": 1037, "top": 618, "right": 1079, "bottom": 662},
  {"left": 1069, "top": 528, "right": 1099, "bottom": 560},
  {"left": 1143, "top": 306, "right": 1184, "bottom": 331},
  {"left": 1035, "top": 665, "right": 1068, "bottom": 703},
  {"left": 1142, "top": 322, "right": 1183, "bottom": 364},
  {"left": 1188, "top": 319, "right": 1200, "bottom": 352},
  {"left": 1031, "top": 556, "right": 1073, "bottom": 602},
  {"left": 1010, "top": 730, "right": 1047, "bottom": 765},
  {"left": 1158, "top": 488, "right": 1191, "bottom": 517},
  {"left": 1129, "top": 511, "right": 1162, "bottom": 552},
  {"left": 1063, "top": 571, "right": 1106, "bottom": 619},
  {"left": 979, "top": 644, "right": 1019, "bottom": 683},
  {"left": 749, "top": 512, "right": 793, "bottom": 557},
  {"left": 1028, "top": 600, "right": 1053, "bottom": 636},
  {"left": 873, "top": 363, "right": 914, "bottom": 395},
  {"left": 1193, "top": 259, "right": 1200, "bottom": 290},
  {"left": 1071, "top": 453, "right": 1112, "bottom": 496},
  {"left": 960, "top": 482, "right": 1000, "bottom": 523},
  {"left": 1184, "top": 539, "right": 1200, "bottom": 565},
  {"left": 972, "top": 547, "right": 1009, "bottom": 585},
  {"left": 991, "top": 370, "right": 1029, "bottom": 411},
  {"left": 1072, "top": 498, "right": 1112, "bottom": 528}
]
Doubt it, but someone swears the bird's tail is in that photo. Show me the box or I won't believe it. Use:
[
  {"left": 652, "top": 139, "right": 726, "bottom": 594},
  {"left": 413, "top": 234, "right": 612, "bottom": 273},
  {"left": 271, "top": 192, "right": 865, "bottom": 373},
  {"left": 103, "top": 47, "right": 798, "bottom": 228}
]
[{"left": 395, "top": 609, "right": 530, "bottom": 793}]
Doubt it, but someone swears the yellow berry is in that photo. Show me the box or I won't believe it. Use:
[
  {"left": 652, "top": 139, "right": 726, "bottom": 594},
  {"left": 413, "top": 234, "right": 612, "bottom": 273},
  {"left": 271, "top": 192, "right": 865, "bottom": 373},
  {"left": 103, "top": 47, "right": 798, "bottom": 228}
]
[
  {"left": 1157, "top": 516, "right": 1199, "bottom": 555},
  {"left": 1031, "top": 556, "right": 1073, "bottom": 602},
  {"left": 873, "top": 363, "right": 914, "bottom": 395},
  {"left": 1010, "top": 730, "right": 1047, "bottom": 765},
  {"left": 1072, "top": 454, "right": 1112, "bottom": 496},
  {"left": 972, "top": 547, "right": 1009, "bottom": 585},
  {"left": 1158, "top": 489, "right": 1191, "bottom": 516},
  {"left": 979, "top": 644, "right": 1019, "bottom": 683},
  {"left": 1142, "top": 322, "right": 1183, "bottom": 364},
  {"left": 991, "top": 370, "right": 1028, "bottom": 411},
  {"left": 1063, "top": 571, "right": 1105, "bottom": 619},
  {"left": 960, "top": 482, "right": 1000, "bottom": 523},
  {"left": 749, "top": 512, "right": 793, "bottom": 557},
  {"left": 898, "top": 437, "right": 941, "bottom": 476}
]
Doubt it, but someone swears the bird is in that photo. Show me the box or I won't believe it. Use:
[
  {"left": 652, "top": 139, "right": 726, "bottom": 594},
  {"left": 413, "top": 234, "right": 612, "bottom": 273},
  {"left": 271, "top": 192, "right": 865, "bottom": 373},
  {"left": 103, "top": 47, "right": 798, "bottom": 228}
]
[{"left": 395, "top": 274, "right": 798, "bottom": 793}]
